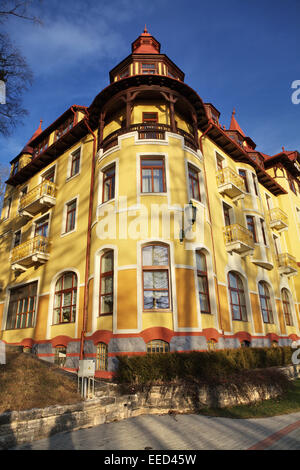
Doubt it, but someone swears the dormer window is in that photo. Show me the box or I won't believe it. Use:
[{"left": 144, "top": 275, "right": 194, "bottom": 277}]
[
  {"left": 140, "top": 63, "right": 157, "bottom": 74},
  {"left": 55, "top": 116, "right": 74, "bottom": 141},
  {"left": 118, "top": 67, "right": 129, "bottom": 80},
  {"left": 33, "top": 137, "right": 49, "bottom": 158}
]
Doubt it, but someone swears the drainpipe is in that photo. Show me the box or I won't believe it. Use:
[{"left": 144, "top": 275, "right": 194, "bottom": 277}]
[
  {"left": 199, "top": 121, "right": 224, "bottom": 334},
  {"left": 71, "top": 107, "right": 97, "bottom": 360}
]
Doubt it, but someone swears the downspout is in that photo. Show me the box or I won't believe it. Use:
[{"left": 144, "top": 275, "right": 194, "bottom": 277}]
[
  {"left": 199, "top": 121, "right": 224, "bottom": 334},
  {"left": 71, "top": 107, "right": 97, "bottom": 360}
]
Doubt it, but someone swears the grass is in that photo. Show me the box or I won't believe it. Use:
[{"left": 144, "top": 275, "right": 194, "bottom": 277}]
[
  {"left": 197, "top": 379, "right": 300, "bottom": 419},
  {"left": 0, "top": 350, "right": 82, "bottom": 414}
]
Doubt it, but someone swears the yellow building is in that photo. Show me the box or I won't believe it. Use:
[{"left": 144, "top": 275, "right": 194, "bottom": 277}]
[{"left": 0, "top": 28, "right": 299, "bottom": 377}]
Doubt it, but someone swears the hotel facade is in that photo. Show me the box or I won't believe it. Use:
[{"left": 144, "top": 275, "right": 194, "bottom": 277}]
[{"left": 0, "top": 28, "right": 300, "bottom": 377}]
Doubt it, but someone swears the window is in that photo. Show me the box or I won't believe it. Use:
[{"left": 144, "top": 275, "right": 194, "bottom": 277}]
[
  {"left": 19, "top": 186, "right": 28, "bottom": 202},
  {"left": 140, "top": 63, "right": 156, "bottom": 74},
  {"left": 141, "top": 113, "right": 159, "bottom": 139},
  {"left": 4, "top": 197, "right": 12, "bottom": 219},
  {"left": 6, "top": 281, "right": 38, "bottom": 330},
  {"left": 228, "top": 272, "right": 247, "bottom": 321},
  {"left": 54, "top": 346, "right": 67, "bottom": 367},
  {"left": 188, "top": 165, "right": 201, "bottom": 202},
  {"left": 99, "top": 251, "right": 114, "bottom": 315},
  {"left": 142, "top": 244, "right": 170, "bottom": 310},
  {"left": 167, "top": 69, "right": 178, "bottom": 79},
  {"left": 196, "top": 251, "right": 210, "bottom": 314},
  {"left": 33, "top": 137, "right": 49, "bottom": 158},
  {"left": 241, "top": 340, "right": 251, "bottom": 348},
  {"left": 258, "top": 281, "right": 274, "bottom": 324},
  {"left": 282, "top": 289, "right": 293, "bottom": 326},
  {"left": 246, "top": 215, "right": 257, "bottom": 243},
  {"left": 102, "top": 165, "right": 115, "bottom": 203},
  {"left": 252, "top": 173, "right": 259, "bottom": 196},
  {"left": 207, "top": 339, "right": 217, "bottom": 351},
  {"left": 223, "top": 203, "right": 232, "bottom": 227},
  {"left": 117, "top": 67, "right": 129, "bottom": 80},
  {"left": 141, "top": 158, "right": 166, "bottom": 193},
  {"left": 55, "top": 116, "right": 74, "bottom": 141},
  {"left": 13, "top": 230, "right": 21, "bottom": 248},
  {"left": 53, "top": 272, "right": 77, "bottom": 324},
  {"left": 147, "top": 339, "right": 170, "bottom": 354},
  {"left": 70, "top": 149, "right": 80, "bottom": 178},
  {"left": 12, "top": 160, "right": 19, "bottom": 176},
  {"left": 271, "top": 340, "right": 278, "bottom": 348},
  {"left": 96, "top": 343, "right": 108, "bottom": 370},
  {"left": 35, "top": 215, "right": 49, "bottom": 238},
  {"left": 238, "top": 169, "right": 249, "bottom": 192},
  {"left": 65, "top": 200, "right": 77, "bottom": 233},
  {"left": 42, "top": 167, "right": 55, "bottom": 183},
  {"left": 260, "top": 219, "right": 267, "bottom": 245},
  {"left": 216, "top": 153, "right": 224, "bottom": 170}
]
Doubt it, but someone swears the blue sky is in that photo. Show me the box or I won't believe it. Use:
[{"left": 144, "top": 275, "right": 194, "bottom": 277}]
[{"left": 2, "top": 0, "right": 300, "bottom": 166}]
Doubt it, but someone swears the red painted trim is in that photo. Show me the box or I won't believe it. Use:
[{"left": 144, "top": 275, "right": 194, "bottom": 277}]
[
  {"left": 234, "top": 331, "right": 252, "bottom": 343},
  {"left": 51, "top": 335, "right": 73, "bottom": 348},
  {"left": 140, "top": 327, "right": 174, "bottom": 344},
  {"left": 88, "top": 330, "right": 113, "bottom": 345}
]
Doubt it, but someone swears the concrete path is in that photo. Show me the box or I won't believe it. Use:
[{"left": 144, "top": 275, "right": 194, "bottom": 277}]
[{"left": 10, "top": 411, "right": 300, "bottom": 450}]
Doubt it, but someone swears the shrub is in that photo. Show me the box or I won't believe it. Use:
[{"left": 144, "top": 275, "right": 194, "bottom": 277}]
[{"left": 115, "top": 346, "right": 293, "bottom": 385}]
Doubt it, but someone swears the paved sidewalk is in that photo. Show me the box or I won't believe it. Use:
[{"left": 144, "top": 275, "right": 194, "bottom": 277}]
[{"left": 10, "top": 411, "right": 300, "bottom": 450}]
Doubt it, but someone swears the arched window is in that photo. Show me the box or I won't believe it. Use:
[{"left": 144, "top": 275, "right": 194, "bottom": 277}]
[
  {"left": 53, "top": 272, "right": 77, "bottom": 324},
  {"left": 54, "top": 345, "right": 67, "bottom": 367},
  {"left": 258, "top": 281, "right": 274, "bottom": 324},
  {"left": 147, "top": 339, "right": 170, "bottom": 354},
  {"left": 96, "top": 343, "right": 108, "bottom": 371},
  {"left": 207, "top": 339, "right": 217, "bottom": 351},
  {"left": 228, "top": 272, "right": 247, "bottom": 321},
  {"left": 142, "top": 244, "right": 170, "bottom": 310},
  {"left": 196, "top": 250, "right": 210, "bottom": 314},
  {"left": 99, "top": 251, "right": 114, "bottom": 315},
  {"left": 241, "top": 340, "right": 251, "bottom": 348},
  {"left": 282, "top": 289, "right": 293, "bottom": 326},
  {"left": 271, "top": 340, "right": 278, "bottom": 348}
]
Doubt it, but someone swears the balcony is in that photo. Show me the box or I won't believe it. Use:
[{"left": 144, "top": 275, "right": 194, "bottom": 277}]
[
  {"left": 216, "top": 168, "right": 245, "bottom": 200},
  {"left": 268, "top": 207, "right": 288, "bottom": 232},
  {"left": 11, "top": 236, "right": 50, "bottom": 272},
  {"left": 19, "top": 181, "right": 56, "bottom": 218},
  {"left": 277, "top": 252, "right": 298, "bottom": 276},
  {"left": 101, "top": 123, "right": 198, "bottom": 152},
  {"left": 223, "top": 224, "right": 255, "bottom": 256}
]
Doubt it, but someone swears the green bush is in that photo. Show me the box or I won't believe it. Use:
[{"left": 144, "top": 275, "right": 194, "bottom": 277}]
[{"left": 115, "top": 346, "right": 293, "bottom": 385}]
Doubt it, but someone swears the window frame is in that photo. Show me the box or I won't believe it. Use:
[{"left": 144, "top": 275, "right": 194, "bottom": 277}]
[
  {"left": 102, "top": 164, "right": 116, "bottom": 203},
  {"left": 228, "top": 271, "right": 248, "bottom": 322},
  {"left": 258, "top": 281, "right": 274, "bottom": 324},
  {"left": 196, "top": 250, "right": 211, "bottom": 314},
  {"left": 53, "top": 272, "right": 77, "bottom": 325},
  {"left": 142, "top": 243, "right": 171, "bottom": 311},
  {"left": 188, "top": 164, "right": 201, "bottom": 202},
  {"left": 6, "top": 281, "right": 38, "bottom": 330},
  {"left": 99, "top": 250, "right": 114, "bottom": 316},
  {"left": 140, "top": 157, "right": 166, "bottom": 194},
  {"left": 246, "top": 215, "right": 258, "bottom": 243},
  {"left": 139, "top": 62, "right": 157, "bottom": 75},
  {"left": 147, "top": 339, "right": 170, "bottom": 354},
  {"left": 238, "top": 169, "right": 249, "bottom": 192},
  {"left": 96, "top": 342, "right": 108, "bottom": 370},
  {"left": 282, "top": 288, "right": 293, "bottom": 326},
  {"left": 69, "top": 148, "right": 81, "bottom": 179},
  {"left": 65, "top": 199, "right": 77, "bottom": 234}
]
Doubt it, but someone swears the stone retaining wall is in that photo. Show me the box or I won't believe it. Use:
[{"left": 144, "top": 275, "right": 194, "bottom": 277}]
[{"left": 0, "top": 365, "right": 299, "bottom": 450}]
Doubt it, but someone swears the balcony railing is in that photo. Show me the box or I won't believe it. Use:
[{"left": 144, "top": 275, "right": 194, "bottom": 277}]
[
  {"left": 217, "top": 168, "right": 245, "bottom": 200},
  {"left": 19, "top": 181, "right": 56, "bottom": 217},
  {"left": 11, "top": 235, "right": 50, "bottom": 270},
  {"left": 268, "top": 207, "right": 288, "bottom": 231},
  {"left": 223, "top": 224, "right": 255, "bottom": 255},
  {"left": 100, "top": 123, "right": 198, "bottom": 152},
  {"left": 277, "top": 252, "right": 298, "bottom": 276}
]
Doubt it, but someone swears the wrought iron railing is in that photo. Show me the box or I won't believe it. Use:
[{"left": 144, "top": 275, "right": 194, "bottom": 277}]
[
  {"left": 223, "top": 224, "right": 255, "bottom": 249},
  {"left": 101, "top": 123, "right": 198, "bottom": 152},
  {"left": 11, "top": 235, "right": 50, "bottom": 264},
  {"left": 216, "top": 167, "right": 245, "bottom": 192},
  {"left": 19, "top": 181, "right": 56, "bottom": 212}
]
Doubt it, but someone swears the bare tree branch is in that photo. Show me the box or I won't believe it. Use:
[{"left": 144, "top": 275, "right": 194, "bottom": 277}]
[{"left": 0, "top": 0, "right": 42, "bottom": 24}]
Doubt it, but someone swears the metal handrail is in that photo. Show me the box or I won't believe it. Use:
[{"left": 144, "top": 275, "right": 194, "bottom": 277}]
[
  {"left": 216, "top": 167, "right": 245, "bottom": 192},
  {"left": 223, "top": 223, "right": 254, "bottom": 248}
]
